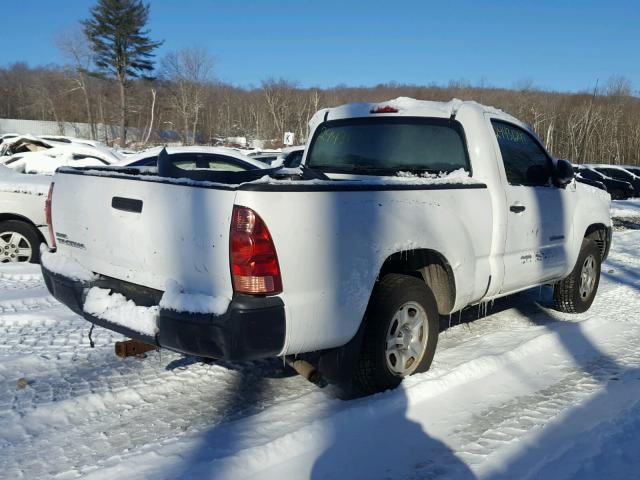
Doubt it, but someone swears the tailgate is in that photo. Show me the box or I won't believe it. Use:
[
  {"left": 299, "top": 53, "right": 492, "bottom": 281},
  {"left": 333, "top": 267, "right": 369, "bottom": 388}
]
[{"left": 50, "top": 172, "right": 237, "bottom": 299}]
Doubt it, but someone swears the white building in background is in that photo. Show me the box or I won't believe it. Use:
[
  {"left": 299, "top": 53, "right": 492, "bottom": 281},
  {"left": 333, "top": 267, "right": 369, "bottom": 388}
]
[{"left": 0, "top": 118, "right": 137, "bottom": 144}]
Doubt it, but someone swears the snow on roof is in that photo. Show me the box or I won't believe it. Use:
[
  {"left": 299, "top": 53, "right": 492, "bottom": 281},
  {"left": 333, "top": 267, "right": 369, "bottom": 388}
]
[{"left": 309, "top": 97, "right": 520, "bottom": 131}]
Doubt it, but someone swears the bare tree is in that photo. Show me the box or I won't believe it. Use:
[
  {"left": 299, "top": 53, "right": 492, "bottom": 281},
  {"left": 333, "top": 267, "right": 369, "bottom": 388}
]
[
  {"left": 56, "top": 27, "right": 97, "bottom": 139},
  {"left": 161, "top": 47, "right": 214, "bottom": 144}
]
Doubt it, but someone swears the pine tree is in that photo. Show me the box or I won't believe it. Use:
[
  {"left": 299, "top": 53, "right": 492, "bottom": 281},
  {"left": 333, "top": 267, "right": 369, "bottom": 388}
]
[{"left": 82, "top": 0, "right": 162, "bottom": 146}]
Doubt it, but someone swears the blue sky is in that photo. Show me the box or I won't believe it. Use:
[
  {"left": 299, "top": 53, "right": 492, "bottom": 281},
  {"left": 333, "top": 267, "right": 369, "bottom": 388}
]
[{"left": 1, "top": 0, "right": 638, "bottom": 93}]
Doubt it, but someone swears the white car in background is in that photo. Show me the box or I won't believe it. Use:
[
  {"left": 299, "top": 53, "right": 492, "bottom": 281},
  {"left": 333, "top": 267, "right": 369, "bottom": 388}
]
[
  {"left": 0, "top": 164, "right": 51, "bottom": 263},
  {"left": 0, "top": 135, "right": 121, "bottom": 263},
  {"left": 1, "top": 135, "right": 122, "bottom": 174}
]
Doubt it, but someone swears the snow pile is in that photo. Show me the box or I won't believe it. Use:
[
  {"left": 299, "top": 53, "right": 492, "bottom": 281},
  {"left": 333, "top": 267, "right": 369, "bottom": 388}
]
[
  {"left": 610, "top": 199, "right": 640, "bottom": 218},
  {"left": 160, "top": 279, "right": 230, "bottom": 315},
  {"left": 40, "top": 248, "right": 97, "bottom": 282},
  {"left": 83, "top": 287, "right": 159, "bottom": 336}
]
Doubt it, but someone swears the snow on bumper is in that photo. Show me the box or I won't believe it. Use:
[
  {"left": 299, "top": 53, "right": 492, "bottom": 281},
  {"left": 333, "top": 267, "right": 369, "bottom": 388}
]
[
  {"left": 41, "top": 253, "right": 286, "bottom": 360},
  {"left": 84, "top": 287, "right": 160, "bottom": 337}
]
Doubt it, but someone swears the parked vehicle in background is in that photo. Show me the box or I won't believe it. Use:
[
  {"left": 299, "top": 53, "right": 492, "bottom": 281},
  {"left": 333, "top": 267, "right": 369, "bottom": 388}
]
[
  {"left": 620, "top": 165, "right": 640, "bottom": 177},
  {"left": 1, "top": 135, "right": 122, "bottom": 175},
  {"left": 0, "top": 134, "right": 125, "bottom": 263},
  {"left": 0, "top": 133, "right": 19, "bottom": 145},
  {"left": 574, "top": 172, "right": 607, "bottom": 192},
  {"left": 118, "top": 146, "right": 269, "bottom": 171},
  {"left": 0, "top": 164, "right": 51, "bottom": 263},
  {"left": 278, "top": 146, "right": 305, "bottom": 168},
  {"left": 587, "top": 165, "right": 640, "bottom": 197},
  {"left": 246, "top": 149, "right": 281, "bottom": 166},
  {"left": 575, "top": 165, "right": 634, "bottom": 199},
  {"left": 42, "top": 98, "right": 611, "bottom": 397}
]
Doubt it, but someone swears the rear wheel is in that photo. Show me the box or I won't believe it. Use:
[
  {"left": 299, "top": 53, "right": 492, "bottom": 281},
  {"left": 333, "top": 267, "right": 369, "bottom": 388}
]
[
  {"left": 553, "top": 238, "right": 601, "bottom": 313},
  {"left": 0, "top": 220, "right": 42, "bottom": 264},
  {"left": 352, "top": 274, "right": 439, "bottom": 395}
]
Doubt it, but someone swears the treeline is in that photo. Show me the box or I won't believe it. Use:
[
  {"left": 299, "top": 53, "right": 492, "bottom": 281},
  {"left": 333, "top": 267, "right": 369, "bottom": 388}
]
[{"left": 0, "top": 62, "right": 638, "bottom": 165}]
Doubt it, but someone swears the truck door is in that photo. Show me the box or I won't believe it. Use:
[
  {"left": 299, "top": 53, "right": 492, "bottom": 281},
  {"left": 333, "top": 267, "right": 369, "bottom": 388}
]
[{"left": 490, "top": 119, "right": 575, "bottom": 293}]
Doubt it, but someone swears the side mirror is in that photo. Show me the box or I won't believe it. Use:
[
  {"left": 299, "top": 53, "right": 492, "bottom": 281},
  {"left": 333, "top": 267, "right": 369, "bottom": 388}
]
[{"left": 554, "top": 159, "right": 575, "bottom": 187}]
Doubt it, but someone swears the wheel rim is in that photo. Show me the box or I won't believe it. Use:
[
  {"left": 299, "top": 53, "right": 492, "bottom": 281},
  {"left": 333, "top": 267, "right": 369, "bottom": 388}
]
[
  {"left": 579, "top": 254, "right": 597, "bottom": 299},
  {"left": 0, "top": 231, "right": 32, "bottom": 263},
  {"left": 385, "top": 301, "right": 429, "bottom": 377}
]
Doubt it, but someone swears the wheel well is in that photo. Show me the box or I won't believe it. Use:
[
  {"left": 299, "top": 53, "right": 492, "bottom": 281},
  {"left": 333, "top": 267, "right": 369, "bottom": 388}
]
[
  {"left": 0, "top": 213, "right": 46, "bottom": 243},
  {"left": 584, "top": 223, "right": 608, "bottom": 259},
  {"left": 379, "top": 249, "right": 456, "bottom": 315}
]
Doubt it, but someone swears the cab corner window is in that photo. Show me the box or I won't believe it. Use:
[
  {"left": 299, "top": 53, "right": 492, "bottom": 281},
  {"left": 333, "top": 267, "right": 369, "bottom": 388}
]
[{"left": 491, "top": 120, "right": 552, "bottom": 186}]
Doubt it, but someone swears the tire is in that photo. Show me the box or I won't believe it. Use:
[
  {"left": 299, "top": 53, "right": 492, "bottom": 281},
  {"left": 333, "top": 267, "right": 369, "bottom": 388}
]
[
  {"left": 352, "top": 273, "right": 439, "bottom": 395},
  {"left": 553, "top": 238, "right": 601, "bottom": 313},
  {"left": 0, "top": 220, "right": 42, "bottom": 264}
]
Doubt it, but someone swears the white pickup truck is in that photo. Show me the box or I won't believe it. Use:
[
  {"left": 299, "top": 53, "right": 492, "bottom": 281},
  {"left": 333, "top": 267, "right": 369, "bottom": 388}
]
[{"left": 42, "top": 98, "right": 611, "bottom": 396}]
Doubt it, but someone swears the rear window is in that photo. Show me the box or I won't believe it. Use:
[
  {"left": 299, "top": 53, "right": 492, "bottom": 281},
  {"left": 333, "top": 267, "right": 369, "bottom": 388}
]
[{"left": 306, "top": 118, "right": 469, "bottom": 175}]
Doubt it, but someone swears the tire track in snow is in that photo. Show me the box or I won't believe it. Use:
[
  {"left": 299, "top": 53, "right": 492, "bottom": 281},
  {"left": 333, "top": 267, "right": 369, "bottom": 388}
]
[
  {"left": 455, "top": 346, "right": 640, "bottom": 459},
  {"left": 0, "top": 269, "right": 44, "bottom": 291},
  {"left": 0, "top": 358, "right": 317, "bottom": 479},
  {"left": 0, "top": 295, "right": 59, "bottom": 315}
]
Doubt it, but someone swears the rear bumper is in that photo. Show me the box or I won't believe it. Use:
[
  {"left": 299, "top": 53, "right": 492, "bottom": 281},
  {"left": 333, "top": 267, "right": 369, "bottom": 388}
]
[{"left": 42, "top": 266, "right": 286, "bottom": 361}]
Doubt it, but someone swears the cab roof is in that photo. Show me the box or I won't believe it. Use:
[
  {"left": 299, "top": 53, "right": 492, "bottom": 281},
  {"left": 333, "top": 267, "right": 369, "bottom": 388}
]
[{"left": 309, "top": 97, "right": 521, "bottom": 131}]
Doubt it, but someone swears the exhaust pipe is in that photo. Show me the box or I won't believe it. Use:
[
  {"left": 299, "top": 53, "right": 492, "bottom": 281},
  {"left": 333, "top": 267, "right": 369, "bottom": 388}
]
[
  {"left": 115, "top": 339, "right": 156, "bottom": 358},
  {"left": 286, "top": 358, "right": 322, "bottom": 384}
]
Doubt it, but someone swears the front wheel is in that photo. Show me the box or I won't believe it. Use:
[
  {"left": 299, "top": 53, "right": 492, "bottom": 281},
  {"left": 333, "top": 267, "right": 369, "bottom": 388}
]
[
  {"left": 0, "top": 220, "right": 42, "bottom": 264},
  {"left": 553, "top": 238, "right": 601, "bottom": 313},
  {"left": 352, "top": 274, "right": 439, "bottom": 396}
]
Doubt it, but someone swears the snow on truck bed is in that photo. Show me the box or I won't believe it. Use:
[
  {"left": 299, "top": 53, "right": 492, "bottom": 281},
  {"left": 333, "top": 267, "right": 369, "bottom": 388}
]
[{"left": 1, "top": 200, "right": 639, "bottom": 479}]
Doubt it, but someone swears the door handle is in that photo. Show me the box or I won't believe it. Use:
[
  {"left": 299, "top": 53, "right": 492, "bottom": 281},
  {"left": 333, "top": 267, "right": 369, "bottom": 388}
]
[{"left": 510, "top": 205, "right": 526, "bottom": 213}]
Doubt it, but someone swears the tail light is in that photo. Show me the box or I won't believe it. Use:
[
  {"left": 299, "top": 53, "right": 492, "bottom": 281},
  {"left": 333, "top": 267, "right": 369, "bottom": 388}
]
[
  {"left": 45, "top": 182, "right": 56, "bottom": 250},
  {"left": 230, "top": 205, "right": 282, "bottom": 295},
  {"left": 370, "top": 105, "right": 398, "bottom": 113}
]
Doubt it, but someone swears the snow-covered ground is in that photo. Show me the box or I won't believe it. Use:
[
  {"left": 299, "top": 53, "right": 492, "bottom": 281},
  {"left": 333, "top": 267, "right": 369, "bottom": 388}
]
[{"left": 1, "top": 200, "right": 639, "bottom": 479}]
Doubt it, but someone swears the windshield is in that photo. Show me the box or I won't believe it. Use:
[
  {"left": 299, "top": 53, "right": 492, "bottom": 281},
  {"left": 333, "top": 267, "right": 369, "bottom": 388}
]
[{"left": 306, "top": 118, "right": 469, "bottom": 175}]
